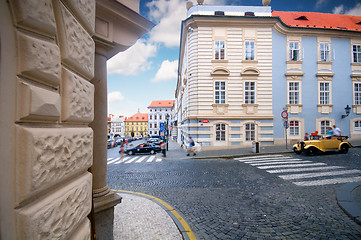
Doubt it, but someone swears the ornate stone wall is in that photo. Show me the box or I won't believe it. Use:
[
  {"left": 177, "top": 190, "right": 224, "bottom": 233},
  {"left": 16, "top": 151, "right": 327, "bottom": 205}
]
[{"left": 1, "top": 0, "right": 95, "bottom": 238}]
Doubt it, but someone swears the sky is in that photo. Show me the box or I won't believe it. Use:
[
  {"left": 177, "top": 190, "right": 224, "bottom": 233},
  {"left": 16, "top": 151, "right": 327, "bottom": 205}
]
[{"left": 107, "top": 0, "right": 361, "bottom": 118}]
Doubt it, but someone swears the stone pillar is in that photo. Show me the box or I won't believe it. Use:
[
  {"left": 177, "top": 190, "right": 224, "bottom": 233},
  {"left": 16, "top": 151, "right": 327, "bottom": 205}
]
[{"left": 90, "top": 50, "right": 122, "bottom": 239}]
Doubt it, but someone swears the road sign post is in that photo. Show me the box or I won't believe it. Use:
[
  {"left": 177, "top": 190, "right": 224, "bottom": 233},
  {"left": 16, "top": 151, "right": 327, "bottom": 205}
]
[{"left": 282, "top": 109, "right": 289, "bottom": 149}]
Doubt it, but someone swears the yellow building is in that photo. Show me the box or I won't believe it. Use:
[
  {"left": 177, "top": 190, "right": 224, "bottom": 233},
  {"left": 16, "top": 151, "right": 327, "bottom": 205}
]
[{"left": 125, "top": 113, "right": 148, "bottom": 138}]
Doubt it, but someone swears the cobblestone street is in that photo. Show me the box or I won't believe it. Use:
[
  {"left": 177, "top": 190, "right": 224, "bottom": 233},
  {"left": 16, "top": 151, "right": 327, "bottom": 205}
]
[{"left": 108, "top": 145, "right": 361, "bottom": 239}]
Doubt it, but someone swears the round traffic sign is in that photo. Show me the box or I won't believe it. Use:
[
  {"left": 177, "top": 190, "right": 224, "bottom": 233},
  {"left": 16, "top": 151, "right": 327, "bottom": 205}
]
[{"left": 281, "top": 111, "right": 288, "bottom": 119}]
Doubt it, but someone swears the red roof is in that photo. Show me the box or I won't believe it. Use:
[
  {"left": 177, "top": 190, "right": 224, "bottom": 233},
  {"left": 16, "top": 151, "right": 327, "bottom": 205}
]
[
  {"left": 148, "top": 100, "right": 174, "bottom": 108},
  {"left": 273, "top": 11, "right": 361, "bottom": 32},
  {"left": 124, "top": 113, "right": 148, "bottom": 122}
]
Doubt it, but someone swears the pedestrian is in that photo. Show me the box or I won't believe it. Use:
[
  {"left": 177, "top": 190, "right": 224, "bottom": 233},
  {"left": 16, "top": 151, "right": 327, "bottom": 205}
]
[
  {"left": 326, "top": 127, "right": 333, "bottom": 138},
  {"left": 187, "top": 136, "right": 196, "bottom": 156},
  {"left": 119, "top": 144, "right": 124, "bottom": 160},
  {"left": 333, "top": 125, "right": 342, "bottom": 136},
  {"left": 160, "top": 140, "right": 166, "bottom": 157},
  {"left": 304, "top": 132, "right": 309, "bottom": 141}
]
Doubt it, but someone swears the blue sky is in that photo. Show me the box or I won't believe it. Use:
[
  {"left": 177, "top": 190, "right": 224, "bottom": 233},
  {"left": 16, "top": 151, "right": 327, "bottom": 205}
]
[{"left": 107, "top": 0, "right": 361, "bottom": 117}]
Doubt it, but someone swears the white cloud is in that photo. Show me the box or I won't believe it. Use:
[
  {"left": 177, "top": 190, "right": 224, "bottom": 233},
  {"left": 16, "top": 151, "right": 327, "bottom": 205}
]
[
  {"left": 333, "top": 3, "right": 361, "bottom": 16},
  {"left": 107, "top": 39, "right": 157, "bottom": 75},
  {"left": 315, "top": 0, "right": 328, "bottom": 9},
  {"left": 108, "top": 91, "right": 124, "bottom": 103},
  {"left": 151, "top": 60, "right": 179, "bottom": 82}
]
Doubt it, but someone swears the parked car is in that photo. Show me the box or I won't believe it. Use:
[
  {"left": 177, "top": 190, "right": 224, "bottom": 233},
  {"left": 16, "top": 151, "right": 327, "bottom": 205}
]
[
  {"left": 293, "top": 135, "right": 352, "bottom": 156},
  {"left": 147, "top": 138, "right": 161, "bottom": 145},
  {"left": 115, "top": 138, "right": 123, "bottom": 146},
  {"left": 107, "top": 139, "right": 116, "bottom": 149},
  {"left": 124, "top": 143, "right": 161, "bottom": 155}
]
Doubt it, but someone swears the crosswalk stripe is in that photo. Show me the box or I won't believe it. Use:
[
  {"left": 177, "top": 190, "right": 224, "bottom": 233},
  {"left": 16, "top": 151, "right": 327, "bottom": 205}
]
[
  {"left": 107, "top": 158, "right": 114, "bottom": 161},
  {"left": 249, "top": 160, "right": 309, "bottom": 166},
  {"left": 114, "top": 157, "right": 130, "bottom": 164},
  {"left": 136, "top": 156, "right": 147, "bottom": 163},
  {"left": 107, "top": 157, "right": 120, "bottom": 164},
  {"left": 257, "top": 162, "right": 327, "bottom": 169},
  {"left": 280, "top": 169, "right": 361, "bottom": 180},
  {"left": 243, "top": 158, "right": 300, "bottom": 164},
  {"left": 124, "top": 157, "right": 139, "bottom": 164},
  {"left": 156, "top": 158, "right": 162, "bottom": 162},
  {"left": 147, "top": 156, "right": 156, "bottom": 162},
  {"left": 293, "top": 176, "right": 361, "bottom": 186},
  {"left": 235, "top": 155, "right": 286, "bottom": 161},
  {"left": 267, "top": 166, "right": 344, "bottom": 174}
]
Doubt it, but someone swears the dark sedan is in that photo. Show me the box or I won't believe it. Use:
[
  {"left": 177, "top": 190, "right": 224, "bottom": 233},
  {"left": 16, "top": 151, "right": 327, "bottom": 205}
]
[{"left": 124, "top": 143, "right": 161, "bottom": 155}]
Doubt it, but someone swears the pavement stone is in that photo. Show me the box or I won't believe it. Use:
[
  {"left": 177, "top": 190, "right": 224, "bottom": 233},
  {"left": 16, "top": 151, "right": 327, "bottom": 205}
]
[{"left": 112, "top": 139, "right": 361, "bottom": 239}]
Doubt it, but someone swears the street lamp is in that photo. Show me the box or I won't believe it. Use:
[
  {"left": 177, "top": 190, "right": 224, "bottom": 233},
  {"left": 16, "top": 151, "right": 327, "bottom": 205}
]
[{"left": 341, "top": 105, "right": 351, "bottom": 118}]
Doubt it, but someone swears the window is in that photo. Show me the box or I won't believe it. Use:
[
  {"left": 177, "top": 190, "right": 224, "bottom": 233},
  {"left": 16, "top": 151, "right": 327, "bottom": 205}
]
[
  {"left": 320, "top": 120, "right": 331, "bottom": 135},
  {"left": 355, "top": 121, "right": 361, "bottom": 131},
  {"left": 154, "top": 123, "right": 157, "bottom": 128},
  {"left": 154, "top": 115, "right": 157, "bottom": 120},
  {"left": 150, "top": 131, "right": 152, "bottom": 134},
  {"left": 289, "top": 121, "right": 300, "bottom": 136},
  {"left": 289, "top": 41, "right": 300, "bottom": 61},
  {"left": 355, "top": 83, "right": 361, "bottom": 105},
  {"left": 320, "top": 42, "right": 330, "bottom": 62},
  {"left": 319, "top": 82, "right": 330, "bottom": 104},
  {"left": 214, "top": 40, "right": 225, "bottom": 60},
  {"left": 288, "top": 82, "right": 300, "bottom": 104},
  {"left": 244, "top": 81, "right": 256, "bottom": 104},
  {"left": 245, "top": 41, "right": 255, "bottom": 60},
  {"left": 245, "top": 123, "right": 255, "bottom": 141},
  {"left": 160, "top": 115, "right": 162, "bottom": 120},
  {"left": 150, "top": 115, "right": 152, "bottom": 120},
  {"left": 216, "top": 123, "right": 226, "bottom": 141},
  {"left": 215, "top": 81, "right": 226, "bottom": 104},
  {"left": 353, "top": 44, "right": 361, "bottom": 63},
  {"left": 150, "top": 123, "right": 152, "bottom": 128}
]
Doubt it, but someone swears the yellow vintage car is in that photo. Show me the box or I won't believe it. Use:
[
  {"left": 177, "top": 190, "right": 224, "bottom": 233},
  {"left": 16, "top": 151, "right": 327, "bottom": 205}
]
[{"left": 292, "top": 135, "right": 352, "bottom": 156}]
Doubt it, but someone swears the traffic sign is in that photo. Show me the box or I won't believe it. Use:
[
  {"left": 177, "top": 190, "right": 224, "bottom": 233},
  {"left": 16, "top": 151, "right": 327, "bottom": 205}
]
[
  {"left": 283, "top": 121, "right": 289, "bottom": 129},
  {"left": 281, "top": 111, "right": 288, "bottom": 119},
  {"left": 160, "top": 122, "right": 165, "bottom": 132}
]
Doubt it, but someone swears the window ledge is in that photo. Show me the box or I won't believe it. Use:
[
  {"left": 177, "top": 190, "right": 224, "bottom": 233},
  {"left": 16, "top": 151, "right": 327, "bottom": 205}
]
[
  {"left": 212, "top": 60, "right": 229, "bottom": 63},
  {"left": 286, "top": 61, "right": 303, "bottom": 64},
  {"left": 212, "top": 104, "right": 229, "bottom": 107},
  {"left": 317, "top": 61, "right": 332, "bottom": 64},
  {"left": 242, "top": 60, "right": 258, "bottom": 63},
  {"left": 351, "top": 63, "right": 361, "bottom": 66}
]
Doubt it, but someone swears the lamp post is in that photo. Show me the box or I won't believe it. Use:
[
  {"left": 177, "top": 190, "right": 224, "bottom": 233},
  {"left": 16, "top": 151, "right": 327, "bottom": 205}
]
[
  {"left": 341, "top": 105, "right": 351, "bottom": 118},
  {"left": 166, "top": 114, "right": 170, "bottom": 151}
]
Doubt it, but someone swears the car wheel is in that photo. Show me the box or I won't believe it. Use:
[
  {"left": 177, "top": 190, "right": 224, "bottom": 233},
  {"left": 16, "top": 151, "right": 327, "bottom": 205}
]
[
  {"left": 128, "top": 151, "right": 133, "bottom": 155},
  {"left": 293, "top": 148, "right": 301, "bottom": 154},
  {"left": 306, "top": 147, "right": 317, "bottom": 156},
  {"left": 340, "top": 145, "right": 349, "bottom": 154},
  {"left": 150, "top": 150, "right": 155, "bottom": 154}
]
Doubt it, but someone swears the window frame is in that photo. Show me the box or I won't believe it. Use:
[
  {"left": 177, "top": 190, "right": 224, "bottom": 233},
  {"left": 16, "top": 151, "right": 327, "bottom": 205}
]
[
  {"left": 319, "top": 82, "right": 331, "bottom": 105},
  {"left": 214, "top": 81, "right": 226, "bottom": 104},
  {"left": 288, "top": 81, "right": 300, "bottom": 105},
  {"left": 244, "top": 81, "right": 256, "bottom": 104},
  {"left": 353, "top": 44, "right": 361, "bottom": 63},
  {"left": 289, "top": 120, "right": 300, "bottom": 136},
  {"left": 214, "top": 40, "right": 226, "bottom": 60},
  {"left": 245, "top": 40, "right": 255, "bottom": 60},
  {"left": 320, "top": 42, "right": 330, "bottom": 62},
  {"left": 354, "top": 82, "right": 361, "bottom": 105},
  {"left": 289, "top": 41, "right": 300, "bottom": 61},
  {"left": 320, "top": 120, "right": 331, "bottom": 135},
  {"left": 355, "top": 120, "right": 361, "bottom": 131},
  {"left": 215, "top": 123, "right": 226, "bottom": 141},
  {"left": 245, "top": 123, "right": 256, "bottom": 141}
]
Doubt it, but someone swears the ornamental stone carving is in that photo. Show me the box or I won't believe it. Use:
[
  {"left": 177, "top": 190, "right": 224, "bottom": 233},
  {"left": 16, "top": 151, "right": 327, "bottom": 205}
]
[
  {"left": 62, "top": 68, "right": 94, "bottom": 122},
  {"left": 54, "top": 1, "right": 95, "bottom": 79},
  {"left": 68, "top": 219, "right": 91, "bottom": 240},
  {"left": 16, "top": 173, "right": 92, "bottom": 240},
  {"left": 62, "top": 0, "right": 95, "bottom": 35},
  {"left": 18, "top": 81, "right": 61, "bottom": 121},
  {"left": 18, "top": 32, "right": 61, "bottom": 87},
  {"left": 11, "top": 0, "right": 56, "bottom": 36},
  {"left": 16, "top": 127, "right": 93, "bottom": 205}
]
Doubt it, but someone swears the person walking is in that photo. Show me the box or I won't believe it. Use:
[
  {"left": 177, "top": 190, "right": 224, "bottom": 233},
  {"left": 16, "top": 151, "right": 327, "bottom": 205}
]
[
  {"left": 187, "top": 136, "right": 196, "bottom": 156},
  {"left": 160, "top": 140, "right": 166, "bottom": 157},
  {"left": 333, "top": 125, "right": 342, "bottom": 136}
]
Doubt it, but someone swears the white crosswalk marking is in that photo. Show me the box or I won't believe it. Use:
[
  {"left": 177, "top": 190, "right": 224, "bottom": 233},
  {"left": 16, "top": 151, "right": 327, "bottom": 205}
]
[
  {"left": 235, "top": 155, "right": 361, "bottom": 186},
  {"left": 107, "top": 155, "right": 162, "bottom": 164}
]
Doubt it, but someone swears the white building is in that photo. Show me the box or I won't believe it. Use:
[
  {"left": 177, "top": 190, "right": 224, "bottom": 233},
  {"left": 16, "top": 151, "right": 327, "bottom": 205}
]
[
  {"left": 109, "top": 115, "right": 125, "bottom": 138},
  {"left": 148, "top": 100, "right": 174, "bottom": 137}
]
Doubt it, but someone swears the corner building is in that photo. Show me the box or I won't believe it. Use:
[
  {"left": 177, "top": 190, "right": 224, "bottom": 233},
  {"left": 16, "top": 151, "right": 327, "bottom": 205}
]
[{"left": 174, "top": 4, "right": 361, "bottom": 150}]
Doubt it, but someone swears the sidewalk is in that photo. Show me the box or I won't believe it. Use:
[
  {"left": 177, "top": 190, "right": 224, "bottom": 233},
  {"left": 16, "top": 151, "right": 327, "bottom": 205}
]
[{"left": 112, "top": 139, "right": 361, "bottom": 239}]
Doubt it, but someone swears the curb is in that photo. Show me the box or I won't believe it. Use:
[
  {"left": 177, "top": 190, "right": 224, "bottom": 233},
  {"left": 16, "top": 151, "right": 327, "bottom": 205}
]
[
  {"left": 112, "top": 190, "right": 197, "bottom": 240},
  {"left": 190, "top": 150, "right": 293, "bottom": 160},
  {"left": 336, "top": 182, "right": 361, "bottom": 225}
]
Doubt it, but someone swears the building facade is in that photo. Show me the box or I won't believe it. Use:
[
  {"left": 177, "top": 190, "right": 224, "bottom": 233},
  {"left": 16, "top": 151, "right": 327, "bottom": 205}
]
[
  {"left": 174, "top": 3, "right": 361, "bottom": 150},
  {"left": 125, "top": 113, "right": 149, "bottom": 138},
  {"left": 109, "top": 115, "right": 125, "bottom": 138},
  {"left": 148, "top": 100, "right": 174, "bottom": 136}
]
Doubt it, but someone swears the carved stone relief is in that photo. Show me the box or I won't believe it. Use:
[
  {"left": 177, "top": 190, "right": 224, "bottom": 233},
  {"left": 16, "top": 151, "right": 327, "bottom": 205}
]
[
  {"left": 68, "top": 218, "right": 91, "bottom": 240},
  {"left": 62, "top": 68, "right": 94, "bottom": 122},
  {"left": 54, "top": 1, "right": 95, "bottom": 79},
  {"left": 18, "top": 32, "right": 61, "bottom": 87},
  {"left": 11, "top": 0, "right": 56, "bottom": 36},
  {"left": 16, "top": 173, "right": 92, "bottom": 240},
  {"left": 16, "top": 127, "right": 93, "bottom": 205},
  {"left": 62, "top": 0, "right": 96, "bottom": 35}
]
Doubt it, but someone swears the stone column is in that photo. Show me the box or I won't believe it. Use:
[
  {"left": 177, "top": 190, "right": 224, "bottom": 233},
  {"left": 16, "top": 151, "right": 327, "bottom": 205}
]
[{"left": 90, "top": 51, "right": 122, "bottom": 239}]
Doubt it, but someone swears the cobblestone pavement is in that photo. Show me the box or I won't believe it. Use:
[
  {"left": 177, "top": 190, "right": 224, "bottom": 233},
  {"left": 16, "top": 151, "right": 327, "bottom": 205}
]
[{"left": 108, "top": 143, "right": 361, "bottom": 239}]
